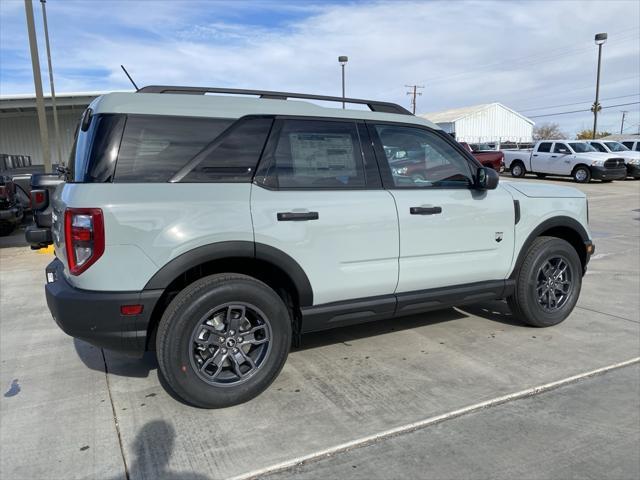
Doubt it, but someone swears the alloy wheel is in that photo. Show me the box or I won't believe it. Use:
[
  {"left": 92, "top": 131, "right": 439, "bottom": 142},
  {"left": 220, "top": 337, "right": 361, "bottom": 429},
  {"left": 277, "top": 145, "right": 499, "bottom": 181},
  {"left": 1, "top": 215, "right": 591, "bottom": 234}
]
[{"left": 536, "top": 256, "right": 573, "bottom": 313}]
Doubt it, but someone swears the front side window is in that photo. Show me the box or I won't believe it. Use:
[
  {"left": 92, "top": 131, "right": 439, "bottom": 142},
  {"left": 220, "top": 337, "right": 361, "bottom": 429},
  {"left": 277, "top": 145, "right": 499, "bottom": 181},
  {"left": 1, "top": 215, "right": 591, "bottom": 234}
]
[
  {"left": 604, "top": 142, "right": 628, "bottom": 152},
  {"left": 115, "top": 116, "right": 232, "bottom": 182},
  {"left": 262, "top": 120, "right": 366, "bottom": 189},
  {"left": 589, "top": 142, "right": 607, "bottom": 152},
  {"left": 537, "top": 142, "right": 552, "bottom": 153},
  {"left": 569, "top": 142, "right": 597, "bottom": 153},
  {"left": 375, "top": 125, "right": 473, "bottom": 188},
  {"left": 553, "top": 143, "right": 571, "bottom": 154}
]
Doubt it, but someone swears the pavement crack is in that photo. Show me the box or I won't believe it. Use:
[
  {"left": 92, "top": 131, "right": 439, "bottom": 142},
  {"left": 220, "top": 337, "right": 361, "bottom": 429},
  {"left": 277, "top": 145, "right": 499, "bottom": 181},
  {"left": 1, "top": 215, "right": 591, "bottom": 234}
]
[
  {"left": 101, "top": 349, "right": 131, "bottom": 480},
  {"left": 576, "top": 305, "right": 639, "bottom": 324}
]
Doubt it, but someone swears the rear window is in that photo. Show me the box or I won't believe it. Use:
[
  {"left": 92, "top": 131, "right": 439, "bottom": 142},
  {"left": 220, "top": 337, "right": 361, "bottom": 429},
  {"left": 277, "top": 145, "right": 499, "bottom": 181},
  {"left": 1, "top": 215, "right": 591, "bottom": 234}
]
[{"left": 115, "top": 115, "right": 232, "bottom": 182}]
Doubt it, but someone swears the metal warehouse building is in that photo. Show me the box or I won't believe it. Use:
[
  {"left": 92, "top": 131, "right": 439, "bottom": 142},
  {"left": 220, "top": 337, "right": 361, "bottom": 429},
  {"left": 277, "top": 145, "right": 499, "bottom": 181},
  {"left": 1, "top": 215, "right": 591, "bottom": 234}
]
[
  {"left": 420, "top": 102, "right": 534, "bottom": 146},
  {"left": 0, "top": 92, "right": 102, "bottom": 166}
]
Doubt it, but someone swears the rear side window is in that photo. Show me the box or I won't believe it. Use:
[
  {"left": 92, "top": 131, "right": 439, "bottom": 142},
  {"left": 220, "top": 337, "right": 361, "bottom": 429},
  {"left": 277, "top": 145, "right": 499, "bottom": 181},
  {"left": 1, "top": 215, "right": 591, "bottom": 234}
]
[
  {"left": 262, "top": 120, "right": 366, "bottom": 189},
  {"left": 589, "top": 142, "right": 607, "bottom": 152},
  {"left": 537, "top": 142, "right": 552, "bottom": 153},
  {"left": 621, "top": 142, "right": 633, "bottom": 149},
  {"left": 181, "top": 117, "right": 273, "bottom": 182},
  {"left": 114, "top": 116, "right": 232, "bottom": 182}
]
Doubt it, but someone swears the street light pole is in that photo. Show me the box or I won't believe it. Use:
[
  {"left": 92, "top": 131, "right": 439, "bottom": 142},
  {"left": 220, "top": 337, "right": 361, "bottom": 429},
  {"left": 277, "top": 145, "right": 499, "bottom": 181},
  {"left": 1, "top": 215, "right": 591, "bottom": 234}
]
[
  {"left": 24, "top": 0, "right": 52, "bottom": 173},
  {"left": 338, "top": 56, "right": 348, "bottom": 109},
  {"left": 40, "top": 0, "right": 62, "bottom": 166},
  {"left": 592, "top": 32, "right": 607, "bottom": 140}
]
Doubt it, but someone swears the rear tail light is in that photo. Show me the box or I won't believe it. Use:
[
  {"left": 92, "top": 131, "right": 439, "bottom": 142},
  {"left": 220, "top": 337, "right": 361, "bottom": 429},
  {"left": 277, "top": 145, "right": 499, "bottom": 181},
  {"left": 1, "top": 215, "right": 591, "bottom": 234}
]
[
  {"left": 64, "top": 208, "right": 104, "bottom": 275},
  {"left": 31, "top": 189, "right": 47, "bottom": 210}
]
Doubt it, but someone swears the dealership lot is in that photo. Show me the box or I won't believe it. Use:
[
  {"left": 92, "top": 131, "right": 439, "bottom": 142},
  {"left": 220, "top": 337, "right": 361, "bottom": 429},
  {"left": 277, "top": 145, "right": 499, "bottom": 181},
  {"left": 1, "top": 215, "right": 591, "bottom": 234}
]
[{"left": 1, "top": 177, "right": 639, "bottom": 480}]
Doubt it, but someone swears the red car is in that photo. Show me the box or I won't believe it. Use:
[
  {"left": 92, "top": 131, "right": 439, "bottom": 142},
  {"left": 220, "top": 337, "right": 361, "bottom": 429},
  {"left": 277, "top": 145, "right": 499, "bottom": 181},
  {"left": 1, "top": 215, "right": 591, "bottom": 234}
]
[{"left": 460, "top": 142, "right": 504, "bottom": 172}]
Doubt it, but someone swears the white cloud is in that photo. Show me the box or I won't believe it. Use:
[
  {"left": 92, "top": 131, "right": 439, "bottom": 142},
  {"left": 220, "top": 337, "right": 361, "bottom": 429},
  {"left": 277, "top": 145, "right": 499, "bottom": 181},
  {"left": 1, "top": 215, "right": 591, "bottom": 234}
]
[{"left": 1, "top": 0, "right": 638, "bottom": 135}]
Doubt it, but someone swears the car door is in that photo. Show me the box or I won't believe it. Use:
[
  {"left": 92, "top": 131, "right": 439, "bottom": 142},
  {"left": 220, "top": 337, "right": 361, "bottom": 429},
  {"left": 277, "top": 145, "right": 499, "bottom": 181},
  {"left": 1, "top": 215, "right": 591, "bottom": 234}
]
[
  {"left": 369, "top": 122, "right": 515, "bottom": 294},
  {"left": 251, "top": 118, "right": 399, "bottom": 307},
  {"left": 548, "top": 142, "right": 574, "bottom": 174},
  {"left": 531, "top": 141, "right": 553, "bottom": 172}
]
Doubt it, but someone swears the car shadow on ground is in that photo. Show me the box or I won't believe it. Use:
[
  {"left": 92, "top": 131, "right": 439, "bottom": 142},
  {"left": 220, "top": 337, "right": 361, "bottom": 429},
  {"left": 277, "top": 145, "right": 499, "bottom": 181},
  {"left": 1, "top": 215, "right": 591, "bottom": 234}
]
[{"left": 102, "top": 419, "right": 209, "bottom": 480}]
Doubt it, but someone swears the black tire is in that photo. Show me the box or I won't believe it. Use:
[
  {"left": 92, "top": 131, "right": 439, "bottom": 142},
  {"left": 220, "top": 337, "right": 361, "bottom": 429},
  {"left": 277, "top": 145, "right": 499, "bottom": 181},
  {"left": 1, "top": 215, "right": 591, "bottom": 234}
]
[
  {"left": 156, "top": 273, "right": 291, "bottom": 408},
  {"left": 0, "top": 221, "right": 15, "bottom": 237},
  {"left": 536, "top": 173, "right": 547, "bottom": 179},
  {"left": 572, "top": 165, "right": 591, "bottom": 183},
  {"left": 601, "top": 179, "right": 613, "bottom": 183},
  {"left": 510, "top": 161, "right": 526, "bottom": 178},
  {"left": 508, "top": 236, "right": 582, "bottom": 327}
]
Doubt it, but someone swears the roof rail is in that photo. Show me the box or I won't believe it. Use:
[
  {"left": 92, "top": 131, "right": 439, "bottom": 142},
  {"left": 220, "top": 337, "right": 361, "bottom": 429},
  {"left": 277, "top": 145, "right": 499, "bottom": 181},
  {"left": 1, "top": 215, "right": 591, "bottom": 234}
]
[{"left": 137, "top": 85, "right": 412, "bottom": 115}]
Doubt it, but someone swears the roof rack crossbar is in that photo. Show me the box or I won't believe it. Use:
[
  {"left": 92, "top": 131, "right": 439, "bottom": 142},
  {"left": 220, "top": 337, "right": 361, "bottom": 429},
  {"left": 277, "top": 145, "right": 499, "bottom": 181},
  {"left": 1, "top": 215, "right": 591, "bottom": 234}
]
[{"left": 137, "top": 85, "right": 412, "bottom": 115}]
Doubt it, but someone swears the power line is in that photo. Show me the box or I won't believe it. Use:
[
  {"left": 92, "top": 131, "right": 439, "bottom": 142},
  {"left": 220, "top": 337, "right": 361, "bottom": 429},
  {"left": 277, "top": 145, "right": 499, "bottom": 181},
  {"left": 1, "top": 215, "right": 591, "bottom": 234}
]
[
  {"left": 518, "top": 94, "right": 639, "bottom": 113},
  {"left": 528, "top": 101, "right": 640, "bottom": 118},
  {"left": 405, "top": 84, "right": 424, "bottom": 115}
]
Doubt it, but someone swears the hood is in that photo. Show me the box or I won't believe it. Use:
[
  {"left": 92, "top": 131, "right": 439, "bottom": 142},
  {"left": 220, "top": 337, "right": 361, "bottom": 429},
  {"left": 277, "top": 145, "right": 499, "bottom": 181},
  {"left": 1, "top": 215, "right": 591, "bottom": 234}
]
[
  {"left": 503, "top": 181, "right": 585, "bottom": 199},
  {"left": 573, "top": 152, "right": 620, "bottom": 160}
]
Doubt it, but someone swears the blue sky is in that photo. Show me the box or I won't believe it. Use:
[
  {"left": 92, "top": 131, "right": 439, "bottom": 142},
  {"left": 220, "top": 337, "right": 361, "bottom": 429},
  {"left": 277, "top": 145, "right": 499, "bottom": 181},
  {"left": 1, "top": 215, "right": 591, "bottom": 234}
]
[{"left": 1, "top": 0, "right": 638, "bottom": 136}]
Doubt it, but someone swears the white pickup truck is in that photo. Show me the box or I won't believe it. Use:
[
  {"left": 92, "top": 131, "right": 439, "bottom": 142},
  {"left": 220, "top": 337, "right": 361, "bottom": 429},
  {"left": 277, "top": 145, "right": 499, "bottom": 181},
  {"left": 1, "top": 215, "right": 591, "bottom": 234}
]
[{"left": 503, "top": 140, "right": 627, "bottom": 183}]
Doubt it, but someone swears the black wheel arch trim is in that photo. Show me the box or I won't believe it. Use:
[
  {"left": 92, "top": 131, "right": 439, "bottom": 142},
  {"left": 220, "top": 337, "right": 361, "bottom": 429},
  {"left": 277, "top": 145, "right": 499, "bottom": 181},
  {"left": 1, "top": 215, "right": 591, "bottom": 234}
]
[
  {"left": 143, "top": 240, "right": 314, "bottom": 306},
  {"left": 511, "top": 216, "right": 592, "bottom": 278}
]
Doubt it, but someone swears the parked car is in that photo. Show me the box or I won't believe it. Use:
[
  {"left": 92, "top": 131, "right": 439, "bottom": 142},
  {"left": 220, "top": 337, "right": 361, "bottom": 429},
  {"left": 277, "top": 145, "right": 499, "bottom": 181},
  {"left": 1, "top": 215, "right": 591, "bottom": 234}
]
[
  {"left": 620, "top": 139, "right": 640, "bottom": 152},
  {"left": 460, "top": 142, "right": 504, "bottom": 172},
  {"left": 0, "top": 175, "right": 24, "bottom": 236},
  {"left": 25, "top": 172, "right": 65, "bottom": 249},
  {"left": 588, "top": 140, "right": 640, "bottom": 179},
  {"left": 503, "top": 140, "right": 627, "bottom": 183},
  {"left": 41, "top": 87, "right": 594, "bottom": 408}
]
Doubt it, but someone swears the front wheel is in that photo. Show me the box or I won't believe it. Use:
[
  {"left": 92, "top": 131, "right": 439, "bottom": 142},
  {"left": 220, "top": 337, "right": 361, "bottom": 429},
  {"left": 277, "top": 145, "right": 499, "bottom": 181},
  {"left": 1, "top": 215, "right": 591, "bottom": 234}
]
[
  {"left": 508, "top": 236, "right": 582, "bottom": 327},
  {"left": 156, "top": 273, "right": 291, "bottom": 408},
  {"left": 573, "top": 166, "right": 591, "bottom": 183}
]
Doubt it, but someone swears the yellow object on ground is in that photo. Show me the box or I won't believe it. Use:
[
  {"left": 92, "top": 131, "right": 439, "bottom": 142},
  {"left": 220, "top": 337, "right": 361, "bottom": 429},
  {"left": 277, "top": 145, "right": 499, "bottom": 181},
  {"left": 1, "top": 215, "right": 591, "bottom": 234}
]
[{"left": 37, "top": 245, "right": 54, "bottom": 254}]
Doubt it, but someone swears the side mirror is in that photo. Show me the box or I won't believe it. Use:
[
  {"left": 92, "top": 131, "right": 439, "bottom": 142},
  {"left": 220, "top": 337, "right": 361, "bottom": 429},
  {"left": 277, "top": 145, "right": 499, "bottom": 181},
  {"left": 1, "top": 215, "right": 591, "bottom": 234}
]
[{"left": 476, "top": 167, "right": 499, "bottom": 190}]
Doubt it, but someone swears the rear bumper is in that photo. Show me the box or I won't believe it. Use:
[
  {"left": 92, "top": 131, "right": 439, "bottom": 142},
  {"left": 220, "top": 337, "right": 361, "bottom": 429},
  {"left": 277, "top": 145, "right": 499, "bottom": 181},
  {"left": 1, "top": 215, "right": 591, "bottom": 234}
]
[
  {"left": 590, "top": 166, "right": 627, "bottom": 181},
  {"left": 25, "top": 225, "right": 52, "bottom": 249},
  {"left": 626, "top": 164, "right": 640, "bottom": 178},
  {"left": 45, "top": 258, "right": 162, "bottom": 356}
]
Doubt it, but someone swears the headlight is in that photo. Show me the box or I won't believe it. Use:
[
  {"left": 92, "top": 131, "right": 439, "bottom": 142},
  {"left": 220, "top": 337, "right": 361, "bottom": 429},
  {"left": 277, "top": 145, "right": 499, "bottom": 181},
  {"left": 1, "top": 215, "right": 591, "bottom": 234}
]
[
  {"left": 628, "top": 159, "right": 639, "bottom": 165},
  {"left": 591, "top": 160, "right": 603, "bottom": 166},
  {"left": 392, "top": 167, "right": 408, "bottom": 175}
]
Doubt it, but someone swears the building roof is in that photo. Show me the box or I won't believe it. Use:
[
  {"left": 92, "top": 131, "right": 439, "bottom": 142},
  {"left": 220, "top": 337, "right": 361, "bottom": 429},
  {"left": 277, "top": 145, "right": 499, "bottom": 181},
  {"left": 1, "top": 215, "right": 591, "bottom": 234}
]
[
  {"left": 420, "top": 102, "right": 534, "bottom": 125},
  {"left": 0, "top": 91, "right": 127, "bottom": 114},
  {"left": 90, "top": 92, "right": 440, "bottom": 128},
  {"left": 601, "top": 133, "right": 640, "bottom": 141}
]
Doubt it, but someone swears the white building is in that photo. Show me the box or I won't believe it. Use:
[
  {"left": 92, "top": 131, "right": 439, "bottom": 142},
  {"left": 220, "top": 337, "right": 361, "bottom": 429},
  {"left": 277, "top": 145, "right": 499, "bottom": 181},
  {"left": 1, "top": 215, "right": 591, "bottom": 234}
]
[
  {"left": 420, "top": 102, "right": 534, "bottom": 146},
  {"left": 0, "top": 92, "right": 104, "bottom": 165}
]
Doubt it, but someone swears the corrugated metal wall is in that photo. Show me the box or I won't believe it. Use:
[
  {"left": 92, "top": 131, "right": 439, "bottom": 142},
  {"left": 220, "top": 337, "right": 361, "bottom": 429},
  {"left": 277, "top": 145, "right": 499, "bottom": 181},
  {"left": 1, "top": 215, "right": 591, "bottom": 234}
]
[
  {"left": 0, "top": 108, "right": 84, "bottom": 165},
  {"left": 452, "top": 104, "right": 533, "bottom": 144}
]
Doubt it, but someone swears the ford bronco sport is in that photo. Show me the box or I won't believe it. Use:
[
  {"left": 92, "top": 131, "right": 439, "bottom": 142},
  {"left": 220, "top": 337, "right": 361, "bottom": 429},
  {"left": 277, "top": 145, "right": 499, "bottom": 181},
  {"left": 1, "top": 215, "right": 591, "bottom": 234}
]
[{"left": 39, "top": 86, "right": 594, "bottom": 408}]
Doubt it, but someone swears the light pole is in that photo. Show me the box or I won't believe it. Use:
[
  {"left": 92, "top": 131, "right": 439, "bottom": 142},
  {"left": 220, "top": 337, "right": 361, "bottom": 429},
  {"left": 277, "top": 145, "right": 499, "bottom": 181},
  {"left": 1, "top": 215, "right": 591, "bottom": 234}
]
[
  {"left": 591, "top": 32, "right": 607, "bottom": 140},
  {"left": 338, "top": 56, "right": 348, "bottom": 109},
  {"left": 40, "top": 0, "right": 62, "bottom": 166}
]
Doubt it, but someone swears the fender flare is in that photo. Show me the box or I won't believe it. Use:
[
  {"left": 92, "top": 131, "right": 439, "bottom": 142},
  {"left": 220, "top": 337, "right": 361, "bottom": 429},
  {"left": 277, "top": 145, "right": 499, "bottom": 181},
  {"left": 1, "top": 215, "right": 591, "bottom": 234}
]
[
  {"left": 144, "top": 241, "right": 314, "bottom": 306},
  {"left": 511, "top": 216, "right": 590, "bottom": 278}
]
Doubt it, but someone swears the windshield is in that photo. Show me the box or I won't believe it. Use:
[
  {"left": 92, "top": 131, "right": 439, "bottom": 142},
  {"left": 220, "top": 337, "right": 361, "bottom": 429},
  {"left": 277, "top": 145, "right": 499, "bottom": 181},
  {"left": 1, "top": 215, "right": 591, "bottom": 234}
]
[
  {"left": 604, "top": 142, "right": 629, "bottom": 152},
  {"left": 569, "top": 143, "right": 597, "bottom": 153}
]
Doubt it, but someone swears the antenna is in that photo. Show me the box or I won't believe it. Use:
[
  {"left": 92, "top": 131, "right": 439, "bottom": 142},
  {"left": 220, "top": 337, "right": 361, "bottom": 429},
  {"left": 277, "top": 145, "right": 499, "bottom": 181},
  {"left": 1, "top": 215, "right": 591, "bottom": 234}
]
[{"left": 120, "top": 65, "right": 139, "bottom": 91}]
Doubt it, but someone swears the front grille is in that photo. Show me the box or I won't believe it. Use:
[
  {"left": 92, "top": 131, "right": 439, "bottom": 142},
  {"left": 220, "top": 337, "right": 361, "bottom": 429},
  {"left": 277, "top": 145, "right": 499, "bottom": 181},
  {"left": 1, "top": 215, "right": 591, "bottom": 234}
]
[{"left": 604, "top": 158, "right": 624, "bottom": 169}]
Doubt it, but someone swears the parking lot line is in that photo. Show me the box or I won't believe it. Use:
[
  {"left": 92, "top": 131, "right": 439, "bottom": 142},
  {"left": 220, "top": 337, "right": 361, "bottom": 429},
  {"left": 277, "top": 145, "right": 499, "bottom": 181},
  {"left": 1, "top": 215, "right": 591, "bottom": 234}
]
[{"left": 228, "top": 357, "right": 640, "bottom": 480}]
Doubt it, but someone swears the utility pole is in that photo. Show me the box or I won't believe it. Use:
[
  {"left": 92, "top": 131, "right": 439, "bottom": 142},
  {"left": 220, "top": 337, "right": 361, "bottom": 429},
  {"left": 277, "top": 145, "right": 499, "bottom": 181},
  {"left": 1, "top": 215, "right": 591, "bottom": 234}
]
[
  {"left": 24, "top": 0, "right": 52, "bottom": 173},
  {"left": 620, "top": 111, "right": 627, "bottom": 134},
  {"left": 405, "top": 84, "right": 424, "bottom": 115},
  {"left": 40, "top": 0, "right": 62, "bottom": 166}
]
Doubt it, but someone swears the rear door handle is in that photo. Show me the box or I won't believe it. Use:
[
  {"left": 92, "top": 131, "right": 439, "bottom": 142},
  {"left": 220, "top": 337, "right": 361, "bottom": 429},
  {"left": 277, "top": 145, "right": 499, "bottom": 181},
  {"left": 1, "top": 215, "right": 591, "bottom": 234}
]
[
  {"left": 551, "top": 155, "right": 557, "bottom": 158},
  {"left": 277, "top": 211, "right": 319, "bottom": 221},
  {"left": 410, "top": 206, "right": 442, "bottom": 215}
]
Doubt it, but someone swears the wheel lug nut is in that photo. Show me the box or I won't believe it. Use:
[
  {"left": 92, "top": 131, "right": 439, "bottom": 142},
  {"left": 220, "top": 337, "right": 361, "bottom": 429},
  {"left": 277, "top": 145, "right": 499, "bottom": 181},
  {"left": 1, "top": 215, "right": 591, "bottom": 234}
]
[
  {"left": 229, "top": 330, "right": 235, "bottom": 335},
  {"left": 233, "top": 348, "right": 238, "bottom": 353},
  {"left": 238, "top": 337, "right": 243, "bottom": 342},
  {"left": 219, "top": 337, "right": 225, "bottom": 342},
  {"left": 222, "top": 348, "right": 227, "bottom": 353}
]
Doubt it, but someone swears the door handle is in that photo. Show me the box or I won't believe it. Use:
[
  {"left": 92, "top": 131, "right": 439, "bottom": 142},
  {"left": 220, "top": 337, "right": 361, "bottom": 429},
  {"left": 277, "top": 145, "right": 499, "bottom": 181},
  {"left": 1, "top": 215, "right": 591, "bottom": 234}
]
[
  {"left": 410, "top": 206, "right": 442, "bottom": 215},
  {"left": 532, "top": 154, "right": 538, "bottom": 157},
  {"left": 277, "top": 211, "right": 319, "bottom": 221},
  {"left": 551, "top": 155, "right": 557, "bottom": 158}
]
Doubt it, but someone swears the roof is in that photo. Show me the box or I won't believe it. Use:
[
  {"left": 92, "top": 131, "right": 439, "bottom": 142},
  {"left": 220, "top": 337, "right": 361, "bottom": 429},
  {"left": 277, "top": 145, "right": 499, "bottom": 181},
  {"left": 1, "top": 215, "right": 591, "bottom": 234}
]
[
  {"left": 91, "top": 92, "right": 441, "bottom": 128},
  {"left": 420, "top": 102, "right": 534, "bottom": 125}
]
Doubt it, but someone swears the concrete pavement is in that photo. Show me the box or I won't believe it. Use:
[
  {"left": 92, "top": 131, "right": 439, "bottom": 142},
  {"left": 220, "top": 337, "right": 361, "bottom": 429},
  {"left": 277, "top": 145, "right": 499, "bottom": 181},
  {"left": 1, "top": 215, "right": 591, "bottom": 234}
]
[{"left": 1, "top": 176, "right": 639, "bottom": 479}]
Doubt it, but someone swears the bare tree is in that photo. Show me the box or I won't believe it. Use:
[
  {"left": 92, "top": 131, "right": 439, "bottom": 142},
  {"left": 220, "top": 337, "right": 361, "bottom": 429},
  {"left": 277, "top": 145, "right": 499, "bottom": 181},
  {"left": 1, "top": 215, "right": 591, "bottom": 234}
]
[{"left": 533, "top": 123, "right": 566, "bottom": 140}]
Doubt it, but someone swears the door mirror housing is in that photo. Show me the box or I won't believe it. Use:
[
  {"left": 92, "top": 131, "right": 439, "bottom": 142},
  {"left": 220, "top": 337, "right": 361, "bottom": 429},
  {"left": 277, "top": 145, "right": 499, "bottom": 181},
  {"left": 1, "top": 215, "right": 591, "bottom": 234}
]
[{"left": 476, "top": 167, "right": 499, "bottom": 190}]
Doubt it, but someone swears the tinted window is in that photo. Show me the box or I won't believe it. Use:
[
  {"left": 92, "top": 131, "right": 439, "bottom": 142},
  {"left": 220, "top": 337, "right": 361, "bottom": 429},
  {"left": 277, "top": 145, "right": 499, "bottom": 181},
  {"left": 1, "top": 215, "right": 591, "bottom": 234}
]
[
  {"left": 553, "top": 143, "right": 570, "bottom": 153},
  {"left": 264, "top": 120, "right": 366, "bottom": 189},
  {"left": 537, "top": 142, "right": 552, "bottom": 152},
  {"left": 375, "top": 125, "right": 473, "bottom": 188},
  {"left": 115, "top": 116, "right": 231, "bottom": 182},
  {"left": 182, "top": 118, "right": 273, "bottom": 182},
  {"left": 589, "top": 142, "right": 607, "bottom": 152},
  {"left": 68, "top": 114, "right": 126, "bottom": 182}
]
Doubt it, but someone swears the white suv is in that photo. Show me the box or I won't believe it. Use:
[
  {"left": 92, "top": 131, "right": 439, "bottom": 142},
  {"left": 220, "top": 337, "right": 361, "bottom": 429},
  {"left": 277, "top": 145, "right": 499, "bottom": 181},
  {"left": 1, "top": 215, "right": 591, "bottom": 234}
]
[{"left": 39, "top": 86, "right": 594, "bottom": 408}]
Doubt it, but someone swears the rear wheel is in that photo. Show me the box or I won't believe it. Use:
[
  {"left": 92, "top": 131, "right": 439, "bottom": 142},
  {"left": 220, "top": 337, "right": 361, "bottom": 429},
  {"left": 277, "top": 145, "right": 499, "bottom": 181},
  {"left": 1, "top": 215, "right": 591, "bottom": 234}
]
[
  {"left": 156, "top": 273, "right": 291, "bottom": 408},
  {"left": 508, "top": 236, "right": 582, "bottom": 327},
  {"left": 572, "top": 166, "right": 591, "bottom": 183},
  {"left": 510, "top": 161, "right": 525, "bottom": 178}
]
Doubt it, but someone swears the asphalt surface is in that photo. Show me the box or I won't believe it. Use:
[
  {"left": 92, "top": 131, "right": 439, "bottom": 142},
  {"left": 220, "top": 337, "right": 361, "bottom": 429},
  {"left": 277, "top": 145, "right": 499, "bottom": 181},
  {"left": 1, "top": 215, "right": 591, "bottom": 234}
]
[{"left": 1, "top": 176, "right": 639, "bottom": 480}]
